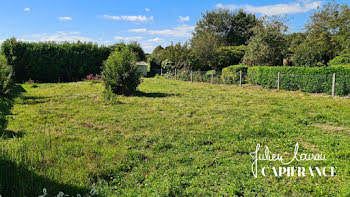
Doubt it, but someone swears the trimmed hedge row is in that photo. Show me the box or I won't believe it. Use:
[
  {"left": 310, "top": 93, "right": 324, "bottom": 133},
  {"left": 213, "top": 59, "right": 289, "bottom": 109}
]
[
  {"left": 1, "top": 38, "right": 111, "bottom": 83},
  {"left": 221, "top": 65, "right": 248, "bottom": 84},
  {"left": 247, "top": 66, "right": 350, "bottom": 96}
]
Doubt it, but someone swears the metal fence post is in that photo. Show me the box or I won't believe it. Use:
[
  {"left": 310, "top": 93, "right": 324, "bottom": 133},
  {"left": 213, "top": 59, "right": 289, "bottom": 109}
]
[
  {"left": 211, "top": 71, "right": 214, "bottom": 84},
  {"left": 161, "top": 67, "right": 163, "bottom": 76},
  {"left": 175, "top": 68, "right": 177, "bottom": 80},
  {"left": 332, "top": 73, "right": 336, "bottom": 97},
  {"left": 239, "top": 71, "right": 242, "bottom": 87},
  {"left": 191, "top": 70, "right": 193, "bottom": 83},
  {"left": 277, "top": 72, "right": 280, "bottom": 90}
]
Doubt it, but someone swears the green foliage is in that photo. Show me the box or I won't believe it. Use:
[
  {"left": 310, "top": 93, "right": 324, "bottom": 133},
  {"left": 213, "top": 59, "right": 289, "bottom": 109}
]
[
  {"left": 1, "top": 38, "right": 111, "bottom": 82},
  {"left": 285, "top": 32, "right": 307, "bottom": 55},
  {"left": 0, "top": 55, "right": 13, "bottom": 95},
  {"left": 190, "top": 31, "right": 220, "bottom": 71},
  {"left": 221, "top": 65, "right": 248, "bottom": 84},
  {"left": 216, "top": 46, "right": 246, "bottom": 70},
  {"left": 248, "top": 66, "right": 350, "bottom": 95},
  {"left": 150, "top": 46, "right": 164, "bottom": 69},
  {"left": 161, "top": 42, "right": 191, "bottom": 70},
  {"left": 110, "top": 42, "right": 146, "bottom": 62},
  {"left": 243, "top": 17, "right": 288, "bottom": 66},
  {"left": 293, "top": 33, "right": 335, "bottom": 66},
  {"left": 102, "top": 48, "right": 141, "bottom": 95},
  {"left": 195, "top": 9, "right": 257, "bottom": 46},
  {"left": 293, "top": 2, "right": 350, "bottom": 66},
  {"left": 329, "top": 54, "right": 350, "bottom": 65}
]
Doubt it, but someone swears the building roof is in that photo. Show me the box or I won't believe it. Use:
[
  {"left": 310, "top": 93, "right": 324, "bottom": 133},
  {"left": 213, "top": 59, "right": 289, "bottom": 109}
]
[{"left": 136, "top": 61, "right": 148, "bottom": 66}]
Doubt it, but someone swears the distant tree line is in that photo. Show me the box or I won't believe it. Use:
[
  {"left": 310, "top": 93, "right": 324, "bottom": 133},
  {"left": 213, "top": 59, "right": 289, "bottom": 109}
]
[
  {"left": 0, "top": 39, "right": 146, "bottom": 82},
  {"left": 150, "top": 2, "right": 350, "bottom": 73}
]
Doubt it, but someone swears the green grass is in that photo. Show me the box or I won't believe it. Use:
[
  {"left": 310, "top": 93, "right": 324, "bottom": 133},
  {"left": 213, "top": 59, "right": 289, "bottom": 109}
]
[{"left": 1, "top": 78, "right": 350, "bottom": 196}]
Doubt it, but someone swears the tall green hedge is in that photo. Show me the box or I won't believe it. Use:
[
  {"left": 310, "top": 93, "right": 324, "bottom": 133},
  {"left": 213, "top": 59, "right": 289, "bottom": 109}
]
[
  {"left": 1, "top": 38, "right": 111, "bottom": 82},
  {"left": 221, "top": 65, "right": 248, "bottom": 84},
  {"left": 247, "top": 66, "right": 350, "bottom": 96}
]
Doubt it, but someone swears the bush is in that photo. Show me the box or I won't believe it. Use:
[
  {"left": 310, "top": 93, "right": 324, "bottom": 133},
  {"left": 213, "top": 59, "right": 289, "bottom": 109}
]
[
  {"left": 221, "top": 65, "right": 248, "bottom": 84},
  {"left": 102, "top": 48, "right": 141, "bottom": 95},
  {"left": 329, "top": 54, "right": 350, "bottom": 66},
  {"left": 247, "top": 66, "right": 350, "bottom": 96},
  {"left": 0, "top": 55, "right": 13, "bottom": 95},
  {"left": 216, "top": 46, "right": 246, "bottom": 70}
]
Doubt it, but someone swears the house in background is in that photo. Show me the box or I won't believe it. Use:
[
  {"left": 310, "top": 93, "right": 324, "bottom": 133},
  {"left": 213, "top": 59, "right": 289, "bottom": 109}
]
[{"left": 136, "top": 61, "right": 148, "bottom": 77}]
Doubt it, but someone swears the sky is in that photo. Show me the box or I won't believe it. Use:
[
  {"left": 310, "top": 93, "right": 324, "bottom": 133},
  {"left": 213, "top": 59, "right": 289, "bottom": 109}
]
[{"left": 0, "top": 0, "right": 347, "bottom": 53}]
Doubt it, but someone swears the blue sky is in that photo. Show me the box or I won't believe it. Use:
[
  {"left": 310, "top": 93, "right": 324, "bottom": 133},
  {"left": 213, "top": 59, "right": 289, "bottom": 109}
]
[{"left": 0, "top": 0, "right": 346, "bottom": 53}]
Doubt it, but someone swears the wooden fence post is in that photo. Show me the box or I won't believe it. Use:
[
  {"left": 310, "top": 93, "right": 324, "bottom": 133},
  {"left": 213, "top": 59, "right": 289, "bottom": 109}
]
[
  {"left": 332, "top": 73, "right": 336, "bottom": 97},
  {"left": 277, "top": 72, "right": 280, "bottom": 90},
  {"left": 175, "top": 69, "right": 177, "bottom": 80},
  {"left": 211, "top": 71, "right": 214, "bottom": 84},
  {"left": 191, "top": 70, "right": 193, "bottom": 83},
  {"left": 239, "top": 71, "right": 242, "bottom": 87},
  {"left": 161, "top": 67, "right": 163, "bottom": 76}
]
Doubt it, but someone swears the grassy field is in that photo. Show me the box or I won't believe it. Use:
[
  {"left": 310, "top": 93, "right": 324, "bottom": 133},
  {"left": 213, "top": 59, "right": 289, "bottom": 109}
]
[{"left": 1, "top": 77, "right": 350, "bottom": 196}]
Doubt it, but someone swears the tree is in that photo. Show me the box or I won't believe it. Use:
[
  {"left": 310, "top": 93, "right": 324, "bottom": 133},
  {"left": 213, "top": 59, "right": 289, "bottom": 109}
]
[
  {"left": 160, "top": 42, "right": 191, "bottom": 70},
  {"left": 149, "top": 45, "right": 164, "bottom": 73},
  {"left": 285, "top": 32, "right": 307, "bottom": 55},
  {"left": 293, "top": 2, "right": 350, "bottom": 66},
  {"left": 294, "top": 32, "right": 334, "bottom": 66},
  {"left": 190, "top": 31, "right": 220, "bottom": 70},
  {"left": 243, "top": 17, "right": 288, "bottom": 66},
  {"left": 216, "top": 45, "right": 246, "bottom": 69},
  {"left": 194, "top": 9, "right": 257, "bottom": 46},
  {"left": 102, "top": 48, "right": 141, "bottom": 95},
  {"left": 110, "top": 42, "right": 146, "bottom": 62}
]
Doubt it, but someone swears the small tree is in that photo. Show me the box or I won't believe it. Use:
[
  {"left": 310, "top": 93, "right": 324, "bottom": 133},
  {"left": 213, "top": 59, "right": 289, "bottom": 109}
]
[
  {"left": 243, "top": 17, "right": 288, "bottom": 66},
  {"left": 0, "top": 55, "right": 13, "bottom": 95},
  {"left": 102, "top": 48, "right": 141, "bottom": 95}
]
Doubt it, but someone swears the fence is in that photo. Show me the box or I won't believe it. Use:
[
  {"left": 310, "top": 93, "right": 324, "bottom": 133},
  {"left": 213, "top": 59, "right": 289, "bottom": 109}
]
[{"left": 152, "top": 68, "right": 350, "bottom": 97}]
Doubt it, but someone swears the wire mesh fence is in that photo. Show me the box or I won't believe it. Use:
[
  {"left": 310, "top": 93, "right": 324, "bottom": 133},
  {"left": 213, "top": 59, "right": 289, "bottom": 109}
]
[{"left": 151, "top": 68, "right": 350, "bottom": 97}]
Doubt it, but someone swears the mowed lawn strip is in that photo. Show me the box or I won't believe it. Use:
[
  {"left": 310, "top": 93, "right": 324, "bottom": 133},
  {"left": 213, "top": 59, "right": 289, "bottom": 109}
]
[{"left": 2, "top": 78, "right": 350, "bottom": 196}]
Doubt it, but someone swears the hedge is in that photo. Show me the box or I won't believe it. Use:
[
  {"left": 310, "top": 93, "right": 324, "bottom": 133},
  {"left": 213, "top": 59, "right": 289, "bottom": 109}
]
[
  {"left": 0, "top": 38, "right": 112, "bottom": 83},
  {"left": 221, "top": 65, "right": 248, "bottom": 84},
  {"left": 247, "top": 66, "right": 350, "bottom": 96}
]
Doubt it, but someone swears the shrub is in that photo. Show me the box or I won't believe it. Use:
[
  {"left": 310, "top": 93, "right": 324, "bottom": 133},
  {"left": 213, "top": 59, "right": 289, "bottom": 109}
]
[
  {"left": 329, "top": 54, "right": 350, "bottom": 66},
  {"left": 216, "top": 46, "right": 246, "bottom": 70},
  {"left": 102, "top": 48, "right": 141, "bottom": 95},
  {"left": 0, "top": 55, "right": 13, "bottom": 95},
  {"left": 247, "top": 66, "right": 350, "bottom": 96},
  {"left": 221, "top": 65, "right": 248, "bottom": 84}
]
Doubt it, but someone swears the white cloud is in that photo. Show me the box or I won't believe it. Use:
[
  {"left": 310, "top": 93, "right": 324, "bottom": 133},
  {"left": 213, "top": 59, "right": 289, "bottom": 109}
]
[
  {"left": 216, "top": 0, "right": 321, "bottom": 16},
  {"left": 114, "top": 36, "right": 143, "bottom": 41},
  {"left": 103, "top": 15, "right": 154, "bottom": 22},
  {"left": 30, "top": 32, "right": 93, "bottom": 42},
  {"left": 147, "top": 37, "right": 165, "bottom": 43},
  {"left": 24, "top": 8, "right": 31, "bottom": 12},
  {"left": 128, "top": 25, "right": 194, "bottom": 37},
  {"left": 178, "top": 16, "right": 190, "bottom": 22},
  {"left": 145, "top": 8, "right": 151, "bottom": 12},
  {"left": 59, "top": 16, "right": 72, "bottom": 21},
  {"left": 128, "top": 28, "right": 147, "bottom": 33},
  {"left": 147, "top": 25, "right": 194, "bottom": 37}
]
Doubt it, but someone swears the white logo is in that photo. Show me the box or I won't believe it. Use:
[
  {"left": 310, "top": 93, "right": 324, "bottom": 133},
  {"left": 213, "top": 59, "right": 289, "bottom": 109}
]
[{"left": 250, "top": 143, "right": 335, "bottom": 178}]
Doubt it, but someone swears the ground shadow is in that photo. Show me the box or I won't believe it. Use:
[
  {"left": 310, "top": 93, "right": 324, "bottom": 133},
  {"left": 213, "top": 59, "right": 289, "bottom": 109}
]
[
  {"left": 0, "top": 85, "right": 26, "bottom": 133},
  {"left": 133, "top": 91, "right": 175, "bottom": 98},
  {"left": 0, "top": 130, "right": 25, "bottom": 139},
  {"left": 0, "top": 158, "right": 91, "bottom": 197},
  {"left": 19, "top": 96, "right": 50, "bottom": 105}
]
